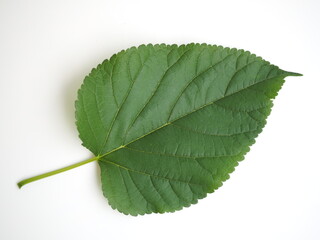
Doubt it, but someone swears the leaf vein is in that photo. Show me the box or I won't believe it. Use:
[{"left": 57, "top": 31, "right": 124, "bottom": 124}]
[
  {"left": 171, "top": 123, "right": 260, "bottom": 137},
  {"left": 99, "top": 51, "right": 148, "bottom": 153},
  {"left": 104, "top": 159, "right": 206, "bottom": 187},
  {"left": 149, "top": 176, "right": 171, "bottom": 207},
  {"left": 167, "top": 51, "right": 236, "bottom": 121},
  {"left": 126, "top": 170, "right": 153, "bottom": 210},
  {"left": 123, "top": 48, "right": 193, "bottom": 142},
  {"left": 124, "top": 146, "right": 239, "bottom": 158}
]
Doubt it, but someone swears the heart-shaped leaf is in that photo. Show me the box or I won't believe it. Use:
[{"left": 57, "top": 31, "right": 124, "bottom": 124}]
[
  {"left": 75, "top": 44, "right": 300, "bottom": 215},
  {"left": 17, "top": 43, "right": 301, "bottom": 215}
]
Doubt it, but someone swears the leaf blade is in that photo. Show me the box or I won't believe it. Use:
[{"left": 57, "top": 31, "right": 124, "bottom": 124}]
[{"left": 76, "top": 43, "right": 300, "bottom": 215}]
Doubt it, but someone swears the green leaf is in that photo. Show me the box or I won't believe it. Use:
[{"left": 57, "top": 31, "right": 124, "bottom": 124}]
[
  {"left": 74, "top": 43, "right": 300, "bottom": 215},
  {"left": 17, "top": 43, "right": 301, "bottom": 215}
]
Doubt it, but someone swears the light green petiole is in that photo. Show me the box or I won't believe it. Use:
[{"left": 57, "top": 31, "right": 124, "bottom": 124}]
[
  {"left": 17, "top": 155, "right": 101, "bottom": 188},
  {"left": 17, "top": 145, "right": 125, "bottom": 188}
]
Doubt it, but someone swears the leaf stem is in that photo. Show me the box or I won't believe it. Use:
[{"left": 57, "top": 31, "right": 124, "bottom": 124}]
[{"left": 17, "top": 155, "right": 101, "bottom": 188}]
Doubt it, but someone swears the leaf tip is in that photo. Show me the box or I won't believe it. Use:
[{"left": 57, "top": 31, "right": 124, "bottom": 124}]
[{"left": 285, "top": 71, "right": 303, "bottom": 77}]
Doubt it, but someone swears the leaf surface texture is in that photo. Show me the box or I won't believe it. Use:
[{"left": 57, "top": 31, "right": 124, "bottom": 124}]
[{"left": 75, "top": 44, "right": 299, "bottom": 215}]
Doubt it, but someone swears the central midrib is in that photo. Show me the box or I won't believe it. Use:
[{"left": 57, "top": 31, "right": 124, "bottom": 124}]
[{"left": 97, "top": 73, "right": 290, "bottom": 160}]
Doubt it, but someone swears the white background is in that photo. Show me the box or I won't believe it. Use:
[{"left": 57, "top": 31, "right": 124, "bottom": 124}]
[{"left": 1, "top": 0, "right": 319, "bottom": 239}]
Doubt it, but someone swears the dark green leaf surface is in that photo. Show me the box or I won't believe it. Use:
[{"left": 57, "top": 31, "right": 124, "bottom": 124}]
[{"left": 75, "top": 44, "right": 300, "bottom": 215}]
